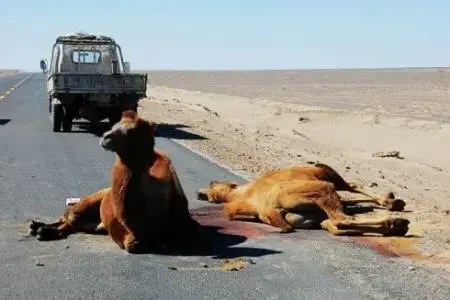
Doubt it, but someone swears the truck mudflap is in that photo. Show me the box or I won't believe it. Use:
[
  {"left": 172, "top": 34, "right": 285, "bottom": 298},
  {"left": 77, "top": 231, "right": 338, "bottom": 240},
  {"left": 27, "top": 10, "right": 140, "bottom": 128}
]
[{"left": 51, "top": 73, "right": 148, "bottom": 95}]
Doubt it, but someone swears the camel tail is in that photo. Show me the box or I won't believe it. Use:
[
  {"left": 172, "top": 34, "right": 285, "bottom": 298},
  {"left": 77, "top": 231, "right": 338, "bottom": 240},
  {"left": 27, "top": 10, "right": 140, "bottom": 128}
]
[{"left": 313, "top": 163, "right": 355, "bottom": 192}]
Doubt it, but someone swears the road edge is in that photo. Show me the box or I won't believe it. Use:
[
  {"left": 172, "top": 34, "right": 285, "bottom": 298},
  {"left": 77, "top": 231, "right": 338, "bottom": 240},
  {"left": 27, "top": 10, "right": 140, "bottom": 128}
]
[{"left": 167, "top": 139, "right": 253, "bottom": 182}]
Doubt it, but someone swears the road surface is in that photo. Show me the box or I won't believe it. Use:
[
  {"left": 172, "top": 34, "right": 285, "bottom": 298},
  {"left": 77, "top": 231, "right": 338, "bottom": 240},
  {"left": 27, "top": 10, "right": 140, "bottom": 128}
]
[{"left": 0, "top": 73, "right": 448, "bottom": 300}]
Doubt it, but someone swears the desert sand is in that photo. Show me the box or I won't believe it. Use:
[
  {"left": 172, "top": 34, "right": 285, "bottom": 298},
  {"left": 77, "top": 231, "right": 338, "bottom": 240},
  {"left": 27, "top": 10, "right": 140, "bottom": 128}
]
[
  {"left": 0, "top": 69, "right": 20, "bottom": 76},
  {"left": 139, "top": 68, "right": 450, "bottom": 270}
]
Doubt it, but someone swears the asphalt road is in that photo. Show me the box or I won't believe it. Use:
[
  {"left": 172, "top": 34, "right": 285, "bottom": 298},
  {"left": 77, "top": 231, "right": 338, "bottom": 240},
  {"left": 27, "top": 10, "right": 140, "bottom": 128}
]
[
  {"left": 0, "top": 73, "right": 448, "bottom": 300},
  {"left": 0, "top": 73, "right": 29, "bottom": 100}
]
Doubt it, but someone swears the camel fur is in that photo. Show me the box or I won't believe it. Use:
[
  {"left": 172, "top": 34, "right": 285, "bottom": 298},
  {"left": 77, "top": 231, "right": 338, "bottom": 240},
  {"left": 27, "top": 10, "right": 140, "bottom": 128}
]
[
  {"left": 196, "top": 164, "right": 410, "bottom": 236},
  {"left": 29, "top": 110, "right": 200, "bottom": 253},
  {"left": 198, "top": 163, "right": 406, "bottom": 211}
]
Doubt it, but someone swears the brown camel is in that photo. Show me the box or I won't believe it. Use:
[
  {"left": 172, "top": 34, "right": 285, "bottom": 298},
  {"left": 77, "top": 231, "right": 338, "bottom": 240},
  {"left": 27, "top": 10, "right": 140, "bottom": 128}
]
[
  {"left": 199, "top": 163, "right": 406, "bottom": 211},
  {"left": 29, "top": 110, "right": 200, "bottom": 253},
  {"left": 196, "top": 165, "right": 410, "bottom": 236}
]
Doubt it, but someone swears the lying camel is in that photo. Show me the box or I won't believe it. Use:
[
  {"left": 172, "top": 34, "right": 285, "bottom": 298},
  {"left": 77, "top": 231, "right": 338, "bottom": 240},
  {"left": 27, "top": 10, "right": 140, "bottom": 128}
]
[
  {"left": 196, "top": 165, "right": 410, "bottom": 236},
  {"left": 30, "top": 110, "right": 200, "bottom": 253},
  {"left": 199, "top": 163, "right": 406, "bottom": 211}
]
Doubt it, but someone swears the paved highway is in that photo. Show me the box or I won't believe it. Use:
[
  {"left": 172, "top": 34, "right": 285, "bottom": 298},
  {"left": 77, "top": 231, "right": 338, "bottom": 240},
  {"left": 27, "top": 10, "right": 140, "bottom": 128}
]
[
  {"left": 0, "top": 73, "right": 448, "bottom": 299},
  {"left": 0, "top": 73, "right": 30, "bottom": 101}
]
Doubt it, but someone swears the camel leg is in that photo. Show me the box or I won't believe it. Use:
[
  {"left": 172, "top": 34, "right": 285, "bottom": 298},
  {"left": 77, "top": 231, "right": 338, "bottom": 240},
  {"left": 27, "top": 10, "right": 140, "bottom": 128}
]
[
  {"left": 223, "top": 200, "right": 258, "bottom": 221},
  {"left": 258, "top": 209, "right": 295, "bottom": 233},
  {"left": 347, "top": 182, "right": 405, "bottom": 211},
  {"left": 314, "top": 194, "right": 410, "bottom": 236},
  {"left": 121, "top": 226, "right": 158, "bottom": 254},
  {"left": 30, "top": 188, "right": 108, "bottom": 241},
  {"left": 320, "top": 219, "right": 368, "bottom": 236},
  {"left": 29, "top": 219, "right": 64, "bottom": 235},
  {"left": 320, "top": 218, "right": 410, "bottom": 236},
  {"left": 341, "top": 197, "right": 405, "bottom": 212},
  {"left": 123, "top": 232, "right": 146, "bottom": 254},
  {"left": 320, "top": 219, "right": 378, "bottom": 236}
]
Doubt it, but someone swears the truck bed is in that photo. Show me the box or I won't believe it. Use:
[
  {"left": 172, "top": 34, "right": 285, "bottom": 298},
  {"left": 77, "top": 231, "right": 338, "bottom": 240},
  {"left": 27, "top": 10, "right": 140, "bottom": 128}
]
[{"left": 48, "top": 73, "right": 148, "bottom": 96}]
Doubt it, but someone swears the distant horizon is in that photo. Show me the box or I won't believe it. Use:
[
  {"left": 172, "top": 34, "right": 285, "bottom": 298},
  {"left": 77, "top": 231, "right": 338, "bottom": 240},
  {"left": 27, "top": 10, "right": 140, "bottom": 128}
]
[
  {"left": 134, "top": 66, "right": 450, "bottom": 72},
  {"left": 4, "top": 65, "right": 450, "bottom": 73}
]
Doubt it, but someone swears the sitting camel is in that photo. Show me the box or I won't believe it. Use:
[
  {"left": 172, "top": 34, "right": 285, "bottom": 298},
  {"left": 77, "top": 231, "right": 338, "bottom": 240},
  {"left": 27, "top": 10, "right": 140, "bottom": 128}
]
[
  {"left": 29, "top": 110, "right": 200, "bottom": 253},
  {"left": 196, "top": 164, "right": 410, "bottom": 236}
]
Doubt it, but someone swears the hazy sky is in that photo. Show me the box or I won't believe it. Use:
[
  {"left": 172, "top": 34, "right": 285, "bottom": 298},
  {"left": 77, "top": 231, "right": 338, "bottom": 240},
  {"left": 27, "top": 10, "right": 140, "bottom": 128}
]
[{"left": 1, "top": 0, "right": 449, "bottom": 71}]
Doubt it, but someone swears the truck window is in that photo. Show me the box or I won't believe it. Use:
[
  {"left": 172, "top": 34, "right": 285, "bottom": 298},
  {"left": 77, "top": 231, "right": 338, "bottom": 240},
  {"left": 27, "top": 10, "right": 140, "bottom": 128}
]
[{"left": 72, "top": 50, "right": 101, "bottom": 64}]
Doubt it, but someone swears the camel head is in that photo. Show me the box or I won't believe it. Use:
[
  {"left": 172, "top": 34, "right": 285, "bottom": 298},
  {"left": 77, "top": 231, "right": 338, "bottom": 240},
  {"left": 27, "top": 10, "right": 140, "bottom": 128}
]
[
  {"left": 100, "top": 110, "right": 157, "bottom": 155},
  {"left": 196, "top": 180, "right": 239, "bottom": 203}
]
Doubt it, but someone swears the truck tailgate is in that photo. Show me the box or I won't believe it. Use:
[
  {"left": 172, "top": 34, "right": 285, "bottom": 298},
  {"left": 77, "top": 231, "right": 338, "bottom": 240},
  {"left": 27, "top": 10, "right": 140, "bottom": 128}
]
[{"left": 51, "top": 73, "right": 147, "bottom": 95}]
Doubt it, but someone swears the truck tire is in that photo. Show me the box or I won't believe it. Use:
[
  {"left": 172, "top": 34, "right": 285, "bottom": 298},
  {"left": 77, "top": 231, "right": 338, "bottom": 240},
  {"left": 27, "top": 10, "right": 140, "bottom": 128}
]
[
  {"left": 52, "top": 103, "right": 63, "bottom": 132},
  {"left": 62, "top": 107, "right": 73, "bottom": 132},
  {"left": 62, "top": 115, "right": 73, "bottom": 132}
]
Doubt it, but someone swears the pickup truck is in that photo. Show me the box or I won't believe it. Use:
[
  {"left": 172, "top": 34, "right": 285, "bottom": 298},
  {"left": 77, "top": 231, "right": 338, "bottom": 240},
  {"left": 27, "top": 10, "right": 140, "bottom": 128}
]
[{"left": 44, "top": 32, "right": 148, "bottom": 132}]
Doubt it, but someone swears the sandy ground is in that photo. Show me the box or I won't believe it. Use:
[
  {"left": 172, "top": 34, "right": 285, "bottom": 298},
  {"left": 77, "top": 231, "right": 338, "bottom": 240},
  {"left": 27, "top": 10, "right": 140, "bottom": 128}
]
[
  {"left": 139, "top": 68, "right": 450, "bottom": 270},
  {"left": 0, "top": 69, "right": 20, "bottom": 76}
]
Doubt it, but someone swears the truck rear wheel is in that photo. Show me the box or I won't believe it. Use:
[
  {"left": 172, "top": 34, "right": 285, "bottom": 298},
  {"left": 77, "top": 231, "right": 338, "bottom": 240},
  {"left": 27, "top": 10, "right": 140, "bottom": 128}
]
[
  {"left": 52, "top": 103, "right": 63, "bottom": 132},
  {"left": 62, "top": 114, "right": 73, "bottom": 132},
  {"left": 62, "top": 106, "right": 73, "bottom": 132}
]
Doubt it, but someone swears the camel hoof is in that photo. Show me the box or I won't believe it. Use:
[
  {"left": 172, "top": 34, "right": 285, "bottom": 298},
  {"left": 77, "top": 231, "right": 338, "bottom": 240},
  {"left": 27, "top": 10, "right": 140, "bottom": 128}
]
[
  {"left": 280, "top": 226, "right": 295, "bottom": 234},
  {"left": 125, "top": 240, "right": 149, "bottom": 254},
  {"left": 389, "top": 199, "right": 406, "bottom": 211},
  {"left": 36, "top": 227, "right": 65, "bottom": 241},
  {"left": 29, "top": 220, "right": 46, "bottom": 236},
  {"left": 386, "top": 192, "right": 395, "bottom": 199},
  {"left": 196, "top": 191, "right": 209, "bottom": 201},
  {"left": 384, "top": 218, "right": 410, "bottom": 237}
]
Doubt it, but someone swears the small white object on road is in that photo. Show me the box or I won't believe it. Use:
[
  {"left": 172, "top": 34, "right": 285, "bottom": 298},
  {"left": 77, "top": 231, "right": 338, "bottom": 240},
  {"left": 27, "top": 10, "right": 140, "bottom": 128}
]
[{"left": 66, "top": 198, "right": 81, "bottom": 206}]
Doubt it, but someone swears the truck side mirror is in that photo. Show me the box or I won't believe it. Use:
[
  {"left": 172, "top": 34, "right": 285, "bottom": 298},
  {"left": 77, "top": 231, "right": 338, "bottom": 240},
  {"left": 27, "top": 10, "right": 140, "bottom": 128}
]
[
  {"left": 123, "top": 61, "right": 130, "bottom": 73},
  {"left": 40, "top": 59, "right": 48, "bottom": 73}
]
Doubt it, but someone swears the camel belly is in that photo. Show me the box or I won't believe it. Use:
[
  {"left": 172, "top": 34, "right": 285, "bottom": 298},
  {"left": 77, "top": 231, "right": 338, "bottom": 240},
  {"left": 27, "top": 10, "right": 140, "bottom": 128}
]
[
  {"left": 281, "top": 201, "right": 322, "bottom": 213},
  {"left": 284, "top": 212, "right": 325, "bottom": 229}
]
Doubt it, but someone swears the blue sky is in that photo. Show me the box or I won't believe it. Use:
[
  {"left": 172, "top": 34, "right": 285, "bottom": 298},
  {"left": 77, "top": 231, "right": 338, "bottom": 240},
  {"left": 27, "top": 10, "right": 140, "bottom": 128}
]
[{"left": 1, "top": 0, "right": 449, "bottom": 71}]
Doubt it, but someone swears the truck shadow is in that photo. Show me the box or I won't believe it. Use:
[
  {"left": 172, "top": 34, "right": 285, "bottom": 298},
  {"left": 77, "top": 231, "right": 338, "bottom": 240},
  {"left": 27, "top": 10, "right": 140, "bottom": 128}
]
[
  {"left": 0, "top": 119, "right": 11, "bottom": 125},
  {"left": 156, "top": 123, "right": 207, "bottom": 140},
  {"left": 71, "top": 122, "right": 110, "bottom": 137},
  {"left": 70, "top": 121, "right": 208, "bottom": 140}
]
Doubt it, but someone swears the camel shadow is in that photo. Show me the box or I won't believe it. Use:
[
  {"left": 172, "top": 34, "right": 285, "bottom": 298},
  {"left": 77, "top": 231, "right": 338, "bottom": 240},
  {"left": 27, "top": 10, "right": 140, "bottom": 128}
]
[{"left": 133, "top": 224, "right": 282, "bottom": 259}]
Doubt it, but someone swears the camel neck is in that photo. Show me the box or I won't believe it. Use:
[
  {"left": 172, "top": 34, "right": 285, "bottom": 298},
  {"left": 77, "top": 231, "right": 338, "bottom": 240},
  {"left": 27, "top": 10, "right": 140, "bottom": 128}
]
[{"left": 116, "top": 150, "right": 155, "bottom": 174}]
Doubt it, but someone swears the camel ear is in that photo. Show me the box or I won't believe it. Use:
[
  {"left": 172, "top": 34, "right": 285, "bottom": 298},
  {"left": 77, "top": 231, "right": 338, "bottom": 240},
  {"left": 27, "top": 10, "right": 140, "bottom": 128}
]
[{"left": 209, "top": 180, "right": 219, "bottom": 187}]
